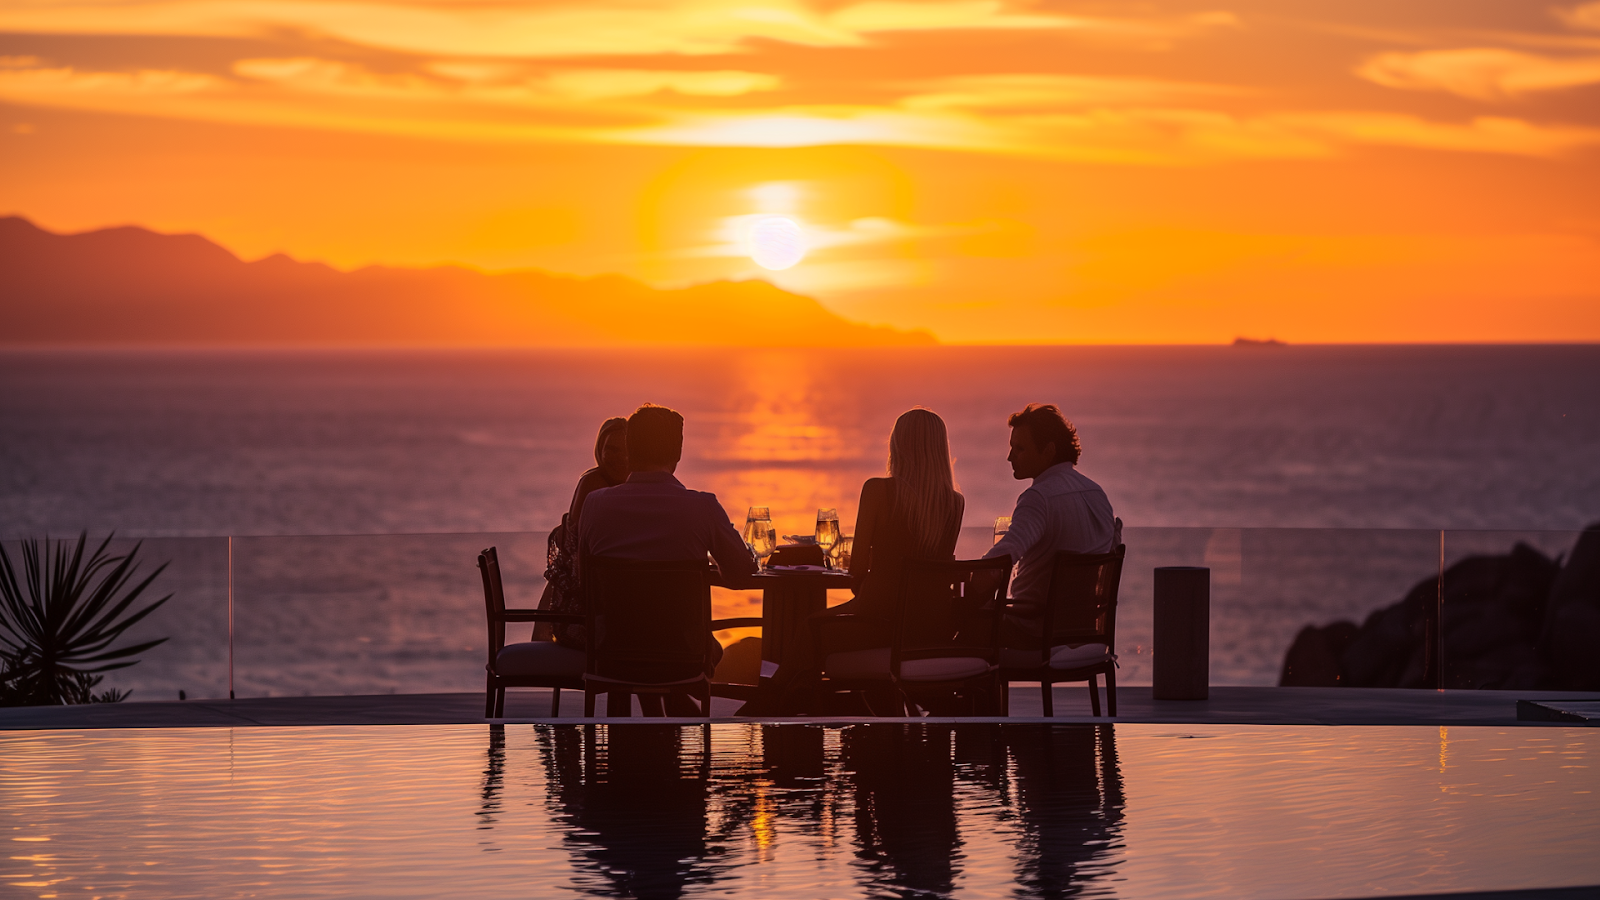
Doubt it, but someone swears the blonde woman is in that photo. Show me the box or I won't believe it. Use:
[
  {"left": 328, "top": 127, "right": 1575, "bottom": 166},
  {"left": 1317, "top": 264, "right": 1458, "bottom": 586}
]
[{"left": 837, "top": 407, "right": 965, "bottom": 623}]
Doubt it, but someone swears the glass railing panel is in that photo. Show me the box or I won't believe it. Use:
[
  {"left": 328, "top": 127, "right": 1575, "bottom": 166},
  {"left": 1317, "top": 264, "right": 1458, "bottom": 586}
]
[
  {"left": 231, "top": 532, "right": 547, "bottom": 697},
  {"left": 0, "top": 535, "right": 229, "bottom": 704},
  {"left": 974, "top": 526, "right": 1448, "bottom": 688},
  {"left": 210, "top": 525, "right": 1595, "bottom": 699},
  {"left": 117, "top": 536, "right": 231, "bottom": 702},
  {"left": 1226, "top": 528, "right": 1443, "bottom": 688},
  {"left": 1440, "top": 528, "right": 1588, "bottom": 691}
]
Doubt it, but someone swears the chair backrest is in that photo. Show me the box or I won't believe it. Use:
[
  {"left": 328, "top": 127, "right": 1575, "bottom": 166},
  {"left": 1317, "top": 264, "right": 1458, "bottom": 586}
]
[
  {"left": 581, "top": 555, "right": 711, "bottom": 680},
  {"left": 894, "top": 556, "right": 1013, "bottom": 664},
  {"left": 478, "top": 546, "right": 508, "bottom": 665},
  {"left": 1040, "top": 545, "right": 1126, "bottom": 651}
]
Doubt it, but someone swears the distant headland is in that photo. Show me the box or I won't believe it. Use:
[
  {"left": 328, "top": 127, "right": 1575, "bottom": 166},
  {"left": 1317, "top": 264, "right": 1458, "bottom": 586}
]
[{"left": 0, "top": 217, "right": 934, "bottom": 348}]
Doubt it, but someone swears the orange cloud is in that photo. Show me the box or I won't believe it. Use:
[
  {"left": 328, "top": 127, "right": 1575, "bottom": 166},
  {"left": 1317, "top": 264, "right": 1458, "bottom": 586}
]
[
  {"left": 1556, "top": 2, "right": 1600, "bottom": 31},
  {"left": 1357, "top": 48, "right": 1600, "bottom": 100},
  {"left": 0, "top": 0, "right": 1233, "bottom": 57}
]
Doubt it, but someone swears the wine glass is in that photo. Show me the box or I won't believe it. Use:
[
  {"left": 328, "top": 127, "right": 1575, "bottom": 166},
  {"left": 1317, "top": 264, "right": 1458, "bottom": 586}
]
[
  {"left": 814, "top": 508, "right": 840, "bottom": 565},
  {"left": 833, "top": 534, "right": 854, "bottom": 571},
  {"left": 993, "top": 516, "right": 1012, "bottom": 545},
  {"left": 745, "top": 507, "right": 776, "bottom": 569}
]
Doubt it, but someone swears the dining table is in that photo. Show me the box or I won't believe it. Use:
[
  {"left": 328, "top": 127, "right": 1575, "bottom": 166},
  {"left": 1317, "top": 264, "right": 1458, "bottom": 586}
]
[
  {"left": 711, "top": 564, "right": 852, "bottom": 689},
  {"left": 750, "top": 567, "right": 853, "bottom": 682}
]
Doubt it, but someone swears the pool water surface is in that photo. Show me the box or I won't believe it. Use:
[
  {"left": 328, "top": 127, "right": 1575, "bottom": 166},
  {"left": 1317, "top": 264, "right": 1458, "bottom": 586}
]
[{"left": 2, "top": 723, "right": 1596, "bottom": 899}]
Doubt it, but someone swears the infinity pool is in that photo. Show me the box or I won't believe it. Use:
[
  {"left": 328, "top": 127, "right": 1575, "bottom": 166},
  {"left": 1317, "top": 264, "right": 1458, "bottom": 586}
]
[{"left": 2, "top": 724, "right": 1596, "bottom": 899}]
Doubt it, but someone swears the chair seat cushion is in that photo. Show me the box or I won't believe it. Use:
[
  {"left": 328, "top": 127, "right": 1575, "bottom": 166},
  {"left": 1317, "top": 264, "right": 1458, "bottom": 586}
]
[
  {"left": 1000, "top": 642, "right": 1113, "bottom": 671},
  {"left": 824, "top": 648, "right": 993, "bottom": 683},
  {"left": 494, "top": 640, "right": 586, "bottom": 680}
]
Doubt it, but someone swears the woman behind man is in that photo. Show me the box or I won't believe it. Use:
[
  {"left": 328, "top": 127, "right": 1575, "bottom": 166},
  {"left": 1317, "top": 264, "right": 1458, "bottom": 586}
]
[
  {"left": 835, "top": 407, "right": 965, "bottom": 625},
  {"left": 539, "top": 416, "right": 629, "bottom": 642}
]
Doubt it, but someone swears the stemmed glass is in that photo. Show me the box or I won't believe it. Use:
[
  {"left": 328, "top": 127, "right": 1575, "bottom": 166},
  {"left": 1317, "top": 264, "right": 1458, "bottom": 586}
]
[
  {"left": 833, "top": 534, "right": 854, "bottom": 571},
  {"left": 993, "top": 516, "right": 1012, "bottom": 545},
  {"left": 744, "top": 507, "right": 776, "bottom": 570},
  {"left": 814, "top": 508, "right": 840, "bottom": 567}
]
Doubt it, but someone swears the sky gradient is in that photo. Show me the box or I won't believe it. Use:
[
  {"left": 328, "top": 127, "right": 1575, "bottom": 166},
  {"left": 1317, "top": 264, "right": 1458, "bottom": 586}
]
[{"left": 2, "top": 0, "right": 1599, "bottom": 343}]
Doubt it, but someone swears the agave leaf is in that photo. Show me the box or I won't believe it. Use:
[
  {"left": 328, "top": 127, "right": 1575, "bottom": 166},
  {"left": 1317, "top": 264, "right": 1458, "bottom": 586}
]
[
  {"left": 0, "top": 533, "right": 172, "bottom": 707},
  {"left": 67, "top": 563, "right": 169, "bottom": 650},
  {"left": 68, "top": 624, "right": 170, "bottom": 659},
  {"left": 59, "top": 537, "right": 132, "bottom": 639}
]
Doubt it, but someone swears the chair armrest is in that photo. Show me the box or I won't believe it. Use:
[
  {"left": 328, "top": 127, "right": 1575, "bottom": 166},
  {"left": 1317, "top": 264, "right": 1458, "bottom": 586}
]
[
  {"left": 712, "top": 617, "right": 763, "bottom": 630},
  {"left": 501, "top": 609, "right": 585, "bottom": 624}
]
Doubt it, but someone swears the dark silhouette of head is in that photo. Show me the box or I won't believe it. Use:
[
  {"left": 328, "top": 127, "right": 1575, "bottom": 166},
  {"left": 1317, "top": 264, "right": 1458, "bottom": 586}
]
[
  {"left": 594, "top": 416, "right": 630, "bottom": 483},
  {"left": 627, "top": 403, "right": 685, "bottom": 472},
  {"left": 1006, "top": 403, "right": 1081, "bottom": 479}
]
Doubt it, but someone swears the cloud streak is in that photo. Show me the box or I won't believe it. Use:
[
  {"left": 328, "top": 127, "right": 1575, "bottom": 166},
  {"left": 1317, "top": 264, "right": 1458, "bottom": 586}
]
[
  {"left": 5, "top": 54, "right": 1599, "bottom": 162},
  {"left": 1357, "top": 47, "right": 1600, "bottom": 100},
  {"left": 0, "top": 0, "right": 1230, "bottom": 57}
]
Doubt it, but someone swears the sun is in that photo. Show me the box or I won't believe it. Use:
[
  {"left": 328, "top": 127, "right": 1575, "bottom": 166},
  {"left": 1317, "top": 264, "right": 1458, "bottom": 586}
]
[{"left": 747, "top": 216, "right": 807, "bottom": 270}]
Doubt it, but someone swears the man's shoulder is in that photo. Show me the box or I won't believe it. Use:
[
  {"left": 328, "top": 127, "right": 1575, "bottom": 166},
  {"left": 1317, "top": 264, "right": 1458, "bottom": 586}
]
[
  {"left": 582, "top": 481, "right": 625, "bottom": 508},
  {"left": 691, "top": 488, "right": 736, "bottom": 519},
  {"left": 1039, "top": 464, "right": 1106, "bottom": 494},
  {"left": 685, "top": 486, "right": 722, "bottom": 505}
]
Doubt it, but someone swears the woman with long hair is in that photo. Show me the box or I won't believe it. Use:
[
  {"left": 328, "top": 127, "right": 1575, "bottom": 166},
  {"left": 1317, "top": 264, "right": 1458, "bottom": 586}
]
[
  {"left": 538, "top": 416, "right": 629, "bottom": 642},
  {"left": 839, "top": 407, "right": 966, "bottom": 623}
]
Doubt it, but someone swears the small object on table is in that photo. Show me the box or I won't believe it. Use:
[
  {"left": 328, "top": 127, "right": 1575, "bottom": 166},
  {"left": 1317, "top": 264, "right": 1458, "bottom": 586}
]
[
  {"left": 814, "top": 508, "right": 840, "bottom": 563},
  {"left": 768, "top": 543, "right": 825, "bottom": 568},
  {"left": 745, "top": 506, "right": 776, "bottom": 569},
  {"left": 993, "top": 516, "right": 1012, "bottom": 545},
  {"left": 832, "top": 533, "right": 853, "bottom": 571}
]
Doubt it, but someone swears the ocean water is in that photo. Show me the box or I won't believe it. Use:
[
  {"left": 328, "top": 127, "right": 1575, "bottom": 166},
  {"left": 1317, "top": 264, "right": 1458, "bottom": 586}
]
[
  {"left": 1, "top": 346, "right": 1597, "bottom": 699},
  {"left": 4, "top": 345, "right": 1598, "bottom": 536},
  {"left": 3, "top": 723, "right": 1598, "bottom": 899}
]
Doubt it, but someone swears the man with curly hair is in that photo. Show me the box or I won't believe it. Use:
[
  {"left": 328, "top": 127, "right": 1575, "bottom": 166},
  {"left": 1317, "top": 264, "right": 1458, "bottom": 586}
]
[{"left": 985, "top": 403, "right": 1120, "bottom": 644}]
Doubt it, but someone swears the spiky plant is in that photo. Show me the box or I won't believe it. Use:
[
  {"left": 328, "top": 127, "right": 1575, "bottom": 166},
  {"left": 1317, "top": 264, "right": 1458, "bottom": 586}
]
[{"left": 0, "top": 532, "right": 170, "bottom": 706}]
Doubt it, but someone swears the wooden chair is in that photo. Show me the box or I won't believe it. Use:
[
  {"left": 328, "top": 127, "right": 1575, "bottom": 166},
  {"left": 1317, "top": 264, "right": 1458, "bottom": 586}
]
[
  {"left": 998, "top": 545, "right": 1126, "bottom": 717},
  {"left": 815, "top": 556, "right": 1012, "bottom": 716},
  {"left": 478, "top": 546, "right": 587, "bottom": 718},
  {"left": 581, "top": 556, "right": 725, "bottom": 718}
]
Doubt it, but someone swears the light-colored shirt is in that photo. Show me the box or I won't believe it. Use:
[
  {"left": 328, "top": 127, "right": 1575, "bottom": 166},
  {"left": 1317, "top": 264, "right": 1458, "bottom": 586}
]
[
  {"left": 983, "top": 462, "right": 1117, "bottom": 615},
  {"left": 578, "top": 471, "right": 757, "bottom": 580}
]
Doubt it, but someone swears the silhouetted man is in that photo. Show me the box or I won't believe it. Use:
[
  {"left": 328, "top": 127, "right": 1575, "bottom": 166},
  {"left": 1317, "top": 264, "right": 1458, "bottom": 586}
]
[
  {"left": 985, "top": 403, "right": 1119, "bottom": 646},
  {"left": 579, "top": 403, "right": 758, "bottom": 713}
]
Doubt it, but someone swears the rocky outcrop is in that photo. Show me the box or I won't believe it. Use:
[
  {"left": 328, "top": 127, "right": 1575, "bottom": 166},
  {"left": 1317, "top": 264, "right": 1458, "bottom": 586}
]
[
  {"left": 1542, "top": 527, "right": 1600, "bottom": 689},
  {"left": 1281, "top": 524, "right": 1598, "bottom": 690}
]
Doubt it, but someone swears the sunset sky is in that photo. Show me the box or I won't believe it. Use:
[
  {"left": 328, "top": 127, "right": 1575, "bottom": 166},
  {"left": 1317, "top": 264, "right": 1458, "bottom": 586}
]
[{"left": 3, "top": 0, "right": 1599, "bottom": 343}]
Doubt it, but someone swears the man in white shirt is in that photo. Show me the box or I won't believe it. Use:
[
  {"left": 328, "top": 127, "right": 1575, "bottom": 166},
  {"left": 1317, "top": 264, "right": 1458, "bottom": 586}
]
[{"left": 984, "top": 403, "right": 1119, "bottom": 645}]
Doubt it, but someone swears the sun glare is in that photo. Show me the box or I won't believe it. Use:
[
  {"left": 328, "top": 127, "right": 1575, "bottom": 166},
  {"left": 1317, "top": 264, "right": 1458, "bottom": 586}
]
[{"left": 747, "top": 216, "right": 807, "bottom": 270}]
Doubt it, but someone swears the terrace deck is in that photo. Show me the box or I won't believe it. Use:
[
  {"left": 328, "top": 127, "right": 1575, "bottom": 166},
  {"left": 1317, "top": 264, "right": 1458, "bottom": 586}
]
[{"left": 3, "top": 685, "right": 1597, "bottom": 729}]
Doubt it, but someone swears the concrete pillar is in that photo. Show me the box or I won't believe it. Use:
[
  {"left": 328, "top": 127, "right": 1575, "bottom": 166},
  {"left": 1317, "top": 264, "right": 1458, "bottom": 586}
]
[{"left": 1154, "top": 566, "right": 1210, "bottom": 700}]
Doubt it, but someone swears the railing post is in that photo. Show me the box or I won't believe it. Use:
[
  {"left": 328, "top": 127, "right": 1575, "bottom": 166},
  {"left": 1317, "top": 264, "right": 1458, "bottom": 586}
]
[
  {"left": 1153, "top": 566, "right": 1210, "bottom": 700},
  {"left": 228, "top": 535, "right": 235, "bottom": 701},
  {"left": 1435, "top": 530, "right": 1444, "bottom": 690}
]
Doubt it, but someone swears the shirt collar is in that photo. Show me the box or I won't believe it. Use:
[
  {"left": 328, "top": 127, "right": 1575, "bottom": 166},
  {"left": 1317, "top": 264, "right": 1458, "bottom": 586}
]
[
  {"left": 626, "top": 471, "right": 684, "bottom": 487},
  {"left": 1033, "top": 461, "right": 1075, "bottom": 484}
]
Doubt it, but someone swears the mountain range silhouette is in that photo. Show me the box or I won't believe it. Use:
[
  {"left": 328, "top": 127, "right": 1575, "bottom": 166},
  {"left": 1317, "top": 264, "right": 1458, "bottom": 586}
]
[{"left": 0, "top": 216, "right": 933, "bottom": 347}]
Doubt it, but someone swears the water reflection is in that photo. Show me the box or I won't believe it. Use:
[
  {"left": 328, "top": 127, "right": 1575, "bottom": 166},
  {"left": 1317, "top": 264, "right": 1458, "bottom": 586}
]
[
  {"left": 482, "top": 723, "right": 1125, "bottom": 898},
  {"left": 843, "top": 725, "right": 968, "bottom": 896},
  {"left": 540, "top": 725, "right": 720, "bottom": 899},
  {"left": 1008, "top": 725, "right": 1125, "bottom": 897}
]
